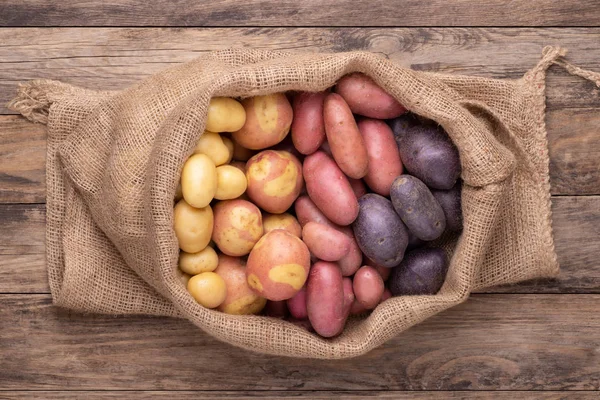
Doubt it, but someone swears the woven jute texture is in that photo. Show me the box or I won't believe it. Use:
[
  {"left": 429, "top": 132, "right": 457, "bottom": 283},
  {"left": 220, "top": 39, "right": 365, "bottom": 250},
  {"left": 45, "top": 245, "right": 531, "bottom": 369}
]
[{"left": 10, "top": 46, "right": 581, "bottom": 359}]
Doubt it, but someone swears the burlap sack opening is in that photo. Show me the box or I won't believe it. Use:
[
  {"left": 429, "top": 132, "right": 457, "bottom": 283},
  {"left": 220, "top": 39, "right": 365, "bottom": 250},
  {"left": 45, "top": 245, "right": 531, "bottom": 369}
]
[{"left": 11, "top": 46, "right": 597, "bottom": 359}]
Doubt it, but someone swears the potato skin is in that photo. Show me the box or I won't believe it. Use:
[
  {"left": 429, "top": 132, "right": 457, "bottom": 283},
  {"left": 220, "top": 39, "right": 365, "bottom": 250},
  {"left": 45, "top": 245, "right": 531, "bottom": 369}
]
[
  {"left": 358, "top": 118, "right": 403, "bottom": 196},
  {"left": 432, "top": 182, "right": 463, "bottom": 232},
  {"left": 187, "top": 272, "right": 227, "bottom": 309},
  {"left": 390, "top": 175, "right": 446, "bottom": 241},
  {"left": 174, "top": 199, "right": 214, "bottom": 253},
  {"left": 353, "top": 266, "right": 384, "bottom": 310},
  {"left": 262, "top": 212, "right": 302, "bottom": 238},
  {"left": 246, "top": 230, "right": 311, "bottom": 301},
  {"left": 352, "top": 193, "right": 408, "bottom": 268},
  {"left": 231, "top": 137, "right": 256, "bottom": 161},
  {"left": 306, "top": 261, "right": 346, "bottom": 338},
  {"left": 335, "top": 73, "right": 406, "bottom": 119},
  {"left": 215, "top": 165, "right": 248, "bottom": 200},
  {"left": 214, "top": 254, "right": 266, "bottom": 315},
  {"left": 390, "top": 117, "right": 461, "bottom": 190},
  {"left": 348, "top": 177, "right": 368, "bottom": 199},
  {"left": 206, "top": 97, "right": 246, "bottom": 133},
  {"left": 323, "top": 93, "right": 369, "bottom": 179},
  {"left": 179, "top": 246, "right": 219, "bottom": 275},
  {"left": 181, "top": 153, "right": 217, "bottom": 208},
  {"left": 303, "top": 151, "right": 358, "bottom": 226},
  {"left": 389, "top": 248, "right": 448, "bottom": 296},
  {"left": 294, "top": 195, "right": 362, "bottom": 276},
  {"left": 302, "top": 221, "right": 351, "bottom": 262},
  {"left": 286, "top": 286, "right": 308, "bottom": 320},
  {"left": 291, "top": 92, "right": 327, "bottom": 155},
  {"left": 194, "top": 131, "right": 230, "bottom": 166},
  {"left": 232, "top": 93, "right": 293, "bottom": 150},
  {"left": 212, "top": 199, "right": 263, "bottom": 256},
  {"left": 246, "top": 150, "right": 303, "bottom": 214}
]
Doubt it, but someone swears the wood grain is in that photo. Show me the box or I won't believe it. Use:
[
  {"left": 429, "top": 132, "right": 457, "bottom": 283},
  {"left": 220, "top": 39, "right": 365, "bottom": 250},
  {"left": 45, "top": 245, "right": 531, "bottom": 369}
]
[
  {"left": 1, "top": 196, "right": 598, "bottom": 294},
  {"left": 2, "top": 294, "right": 600, "bottom": 390},
  {"left": 1, "top": 0, "right": 599, "bottom": 27},
  {"left": 1, "top": 28, "right": 600, "bottom": 114},
  {"left": 0, "top": 391, "right": 597, "bottom": 399}
]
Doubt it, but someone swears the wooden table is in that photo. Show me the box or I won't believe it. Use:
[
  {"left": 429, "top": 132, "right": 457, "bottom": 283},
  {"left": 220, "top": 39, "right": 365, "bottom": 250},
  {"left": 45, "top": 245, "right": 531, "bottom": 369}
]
[{"left": 1, "top": 3, "right": 600, "bottom": 398}]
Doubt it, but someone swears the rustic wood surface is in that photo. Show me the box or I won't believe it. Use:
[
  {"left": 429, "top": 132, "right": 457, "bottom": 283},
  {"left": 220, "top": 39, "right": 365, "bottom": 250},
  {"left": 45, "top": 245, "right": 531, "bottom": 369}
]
[{"left": 0, "top": 14, "right": 599, "bottom": 400}]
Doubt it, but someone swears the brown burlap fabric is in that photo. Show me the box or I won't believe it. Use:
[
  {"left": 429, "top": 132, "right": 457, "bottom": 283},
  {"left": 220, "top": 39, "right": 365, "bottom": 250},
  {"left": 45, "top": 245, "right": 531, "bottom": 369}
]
[{"left": 12, "top": 46, "right": 594, "bottom": 359}]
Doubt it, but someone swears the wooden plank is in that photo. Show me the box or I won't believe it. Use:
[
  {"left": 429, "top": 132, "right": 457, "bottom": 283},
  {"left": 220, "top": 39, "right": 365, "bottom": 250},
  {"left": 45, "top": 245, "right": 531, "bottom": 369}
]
[
  {"left": 1, "top": 0, "right": 599, "bottom": 27},
  {"left": 0, "top": 391, "right": 597, "bottom": 399},
  {"left": 1, "top": 294, "right": 600, "bottom": 390},
  {"left": 0, "top": 196, "right": 599, "bottom": 293},
  {"left": 1, "top": 28, "right": 600, "bottom": 115}
]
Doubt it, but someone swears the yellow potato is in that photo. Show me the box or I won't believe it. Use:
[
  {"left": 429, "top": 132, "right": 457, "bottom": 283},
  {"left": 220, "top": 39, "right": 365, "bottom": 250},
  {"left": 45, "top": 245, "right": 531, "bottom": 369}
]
[
  {"left": 215, "top": 165, "right": 247, "bottom": 200},
  {"left": 174, "top": 199, "right": 214, "bottom": 253},
  {"left": 212, "top": 199, "right": 263, "bottom": 256},
  {"left": 193, "top": 131, "right": 230, "bottom": 166},
  {"left": 215, "top": 254, "right": 267, "bottom": 315},
  {"left": 221, "top": 136, "right": 234, "bottom": 164},
  {"left": 179, "top": 246, "right": 219, "bottom": 275},
  {"left": 206, "top": 97, "right": 246, "bottom": 133},
  {"left": 181, "top": 153, "right": 217, "bottom": 208},
  {"left": 262, "top": 212, "right": 302, "bottom": 238},
  {"left": 187, "top": 272, "right": 227, "bottom": 308},
  {"left": 232, "top": 93, "right": 293, "bottom": 150}
]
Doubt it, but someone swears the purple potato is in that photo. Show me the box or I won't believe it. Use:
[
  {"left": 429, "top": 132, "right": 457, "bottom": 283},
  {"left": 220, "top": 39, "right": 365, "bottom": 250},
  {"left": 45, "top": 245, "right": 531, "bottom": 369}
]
[
  {"left": 352, "top": 194, "right": 408, "bottom": 268},
  {"left": 390, "top": 175, "right": 446, "bottom": 241},
  {"left": 407, "top": 230, "right": 426, "bottom": 250},
  {"left": 390, "top": 118, "right": 461, "bottom": 190},
  {"left": 389, "top": 247, "right": 448, "bottom": 296},
  {"left": 432, "top": 182, "right": 463, "bottom": 232}
]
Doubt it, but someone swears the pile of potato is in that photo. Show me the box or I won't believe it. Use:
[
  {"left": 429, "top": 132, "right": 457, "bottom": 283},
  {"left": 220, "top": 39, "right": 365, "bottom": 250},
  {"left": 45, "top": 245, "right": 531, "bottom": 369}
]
[{"left": 174, "top": 73, "right": 462, "bottom": 338}]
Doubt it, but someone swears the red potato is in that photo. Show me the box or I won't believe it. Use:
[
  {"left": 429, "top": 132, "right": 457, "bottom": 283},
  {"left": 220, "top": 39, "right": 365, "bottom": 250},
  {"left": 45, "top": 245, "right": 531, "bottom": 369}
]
[
  {"left": 291, "top": 91, "right": 327, "bottom": 155},
  {"left": 350, "top": 298, "right": 367, "bottom": 315},
  {"left": 358, "top": 118, "right": 403, "bottom": 196},
  {"left": 323, "top": 93, "right": 369, "bottom": 179},
  {"left": 286, "top": 286, "right": 308, "bottom": 320},
  {"left": 302, "top": 222, "right": 351, "bottom": 262},
  {"left": 365, "top": 257, "right": 392, "bottom": 281},
  {"left": 335, "top": 72, "right": 406, "bottom": 119},
  {"left": 231, "top": 137, "right": 256, "bottom": 161},
  {"left": 232, "top": 93, "right": 293, "bottom": 150},
  {"left": 246, "top": 150, "right": 303, "bottom": 214},
  {"left": 262, "top": 212, "right": 302, "bottom": 238},
  {"left": 306, "top": 261, "right": 347, "bottom": 338},
  {"left": 320, "top": 141, "right": 332, "bottom": 157},
  {"left": 353, "top": 266, "right": 385, "bottom": 310},
  {"left": 214, "top": 255, "right": 267, "bottom": 315},
  {"left": 380, "top": 288, "right": 392, "bottom": 303},
  {"left": 342, "top": 277, "right": 355, "bottom": 318},
  {"left": 303, "top": 151, "right": 359, "bottom": 226},
  {"left": 246, "top": 230, "right": 311, "bottom": 301},
  {"left": 212, "top": 200, "right": 263, "bottom": 257},
  {"left": 348, "top": 177, "right": 368, "bottom": 199},
  {"left": 294, "top": 195, "right": 362, "bottom": 276}
]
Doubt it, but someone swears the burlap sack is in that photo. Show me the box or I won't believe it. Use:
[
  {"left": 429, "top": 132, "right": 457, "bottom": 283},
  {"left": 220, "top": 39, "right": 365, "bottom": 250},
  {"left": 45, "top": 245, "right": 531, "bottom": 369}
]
[{"left": 10, "top": 45, "right": 599, "bottom": 359}]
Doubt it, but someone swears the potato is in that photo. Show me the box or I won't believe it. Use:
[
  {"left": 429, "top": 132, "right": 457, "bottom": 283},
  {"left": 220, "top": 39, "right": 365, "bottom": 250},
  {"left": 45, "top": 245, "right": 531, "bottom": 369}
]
[
  {"left": 231, "top": 137, "right": 256, "bottom": 161},
  {"left": 229, "top": 160, "right": 247, "bottom": 173},
  {"left": 341, "top": 277, "right": 355, "bottom": 317},
  {"left": 212, "top": 199, "right": 263, "bottom": 256},
  {"left": 390, "top": 116, "right": 461, "bottom": 190},
  {"left": 179, "top": 246, "right": 219, "bottom": 275},
  {"left": 380, "top": 288, "right": 392, "bottom": 303},
  {"left": 175, "top": 268, "right": 191, "bottom": 286},
  {"left": 294, "top": 195, "right": 362, "bottom": 276},
  {"left": 335, "top": 72, "right": 406, "bottom": 119},
  {"left": 291, "top": 91, "right": 327, "bottom": 155},
  {"left": 181, "top": 154, "right": 217, "bottom": 208},
  {"left": 286, "top": 286, "right": 308, "bottom": 320},
  {"left": 320, "top": 141, "right": 332, "bottom": 157},
  {"left": 350, "top": 299, "right": 367, "bottom": 315},
  {"left": 232, "top": 93, "right": 293, "bottom": 150},
  {"left": 358, "top": 118, "right": 403, "bottom": 196},
  {"left": 264, "top": 300, "right": 289, "bottom": 318},
  {"left": 214, "top": 254, "right": 266, "bottom": 315},
  {"left": 246, "top": 230, "right": 311, "bottom": 301},
  {"left": 365, "top": 257, "right": 392, "bottom": 281},
  {"left": 306, "top": 261, "right": 346, "bottom": 338},
  {"left": 246, "top": 150, "right": 303, "bottom": 214},
  {"left": 215, "top": 165, "right": 247, "bottom": 200},
  {"left": 348, "top": 178, "right": 367, "bottom": 199},
  {"left": 303, "top": 151, "right": 358, "bottom": 226},
  {"left": 323, "top": 93, "right": 369, "bottom": 179},
  {"left": 193, "top": 131, "right": 230, "bottom": 166},
  {"left": 221, "top": 136, "right": 234, "bottom": 164},
  {"left": 352, "top": 194, "right": 408, "bottom": 268},
  {"left": 187, "top": 272, "right": 227, "bottom": 308},
  {"left": 206, "top": 97, "right": 246, "bottom": 133},
  {"left": 353, "top": 266, "right": 384, "bottom": 310},
  {"left": 407, "top": 230, "right": 425, "bottom": 251},
  {"left": 432, "top": 182, "right": 463, "bottom": 232},
  {"left": 302, "top": 221, "right": 351, "bottom": 262},
  {"left": 262, "top": 212, "right": 302, "bottom": 238},
  {"left": 174, "top": 199, "right": 213, "bottom": 253},
  {"left": 175, "top": 182, "right": 183, "bottom": 201},
  {"left": 389, "top": 248, "right": 448, "bottom": 296},
  {"left": 270, "top": 133, "right": 304, "bottom": 162},
  {"left": 390, "top": 175, "right": 446, "bottom": 241}
]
